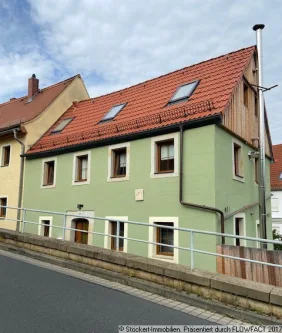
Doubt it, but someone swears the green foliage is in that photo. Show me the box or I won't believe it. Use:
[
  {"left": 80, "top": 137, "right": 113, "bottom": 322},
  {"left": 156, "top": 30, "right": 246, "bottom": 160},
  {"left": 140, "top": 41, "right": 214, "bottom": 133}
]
[{"left": 272, "top": 229, "right": 282, "bottom": 250}]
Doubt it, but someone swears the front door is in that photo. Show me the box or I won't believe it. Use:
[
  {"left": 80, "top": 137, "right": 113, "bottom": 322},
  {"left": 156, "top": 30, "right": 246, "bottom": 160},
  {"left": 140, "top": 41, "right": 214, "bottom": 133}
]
[{"left": 74, "top": 219, "right": 89, "bottom": 244}]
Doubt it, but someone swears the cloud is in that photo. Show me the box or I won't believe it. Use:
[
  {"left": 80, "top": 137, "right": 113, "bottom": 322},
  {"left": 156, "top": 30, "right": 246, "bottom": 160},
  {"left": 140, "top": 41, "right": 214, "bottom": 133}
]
[{"left": 1, "top": 0, "right": 281, "bottom": 143}]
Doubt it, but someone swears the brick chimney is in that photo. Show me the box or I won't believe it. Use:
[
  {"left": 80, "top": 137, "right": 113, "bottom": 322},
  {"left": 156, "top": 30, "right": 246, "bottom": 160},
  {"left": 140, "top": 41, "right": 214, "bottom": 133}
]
[{"left": 28, "top": 74, "right": 39, "bottom": 100}]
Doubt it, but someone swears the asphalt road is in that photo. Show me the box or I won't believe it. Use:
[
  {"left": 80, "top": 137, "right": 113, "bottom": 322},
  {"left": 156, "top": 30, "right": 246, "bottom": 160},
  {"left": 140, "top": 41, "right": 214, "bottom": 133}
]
[{"left": 0, "top": 254, "right": 214, "bottom": 333}]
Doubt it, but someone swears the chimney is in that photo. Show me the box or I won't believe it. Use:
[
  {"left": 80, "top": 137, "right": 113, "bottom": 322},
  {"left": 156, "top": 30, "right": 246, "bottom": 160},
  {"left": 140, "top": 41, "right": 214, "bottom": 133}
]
[{"left": 28, "top": 74, "right": 39, "bottom": 100}]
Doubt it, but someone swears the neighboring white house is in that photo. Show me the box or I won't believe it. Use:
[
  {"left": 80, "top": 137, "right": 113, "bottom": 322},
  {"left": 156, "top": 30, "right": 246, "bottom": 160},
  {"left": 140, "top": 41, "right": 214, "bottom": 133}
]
[{"left": 271, "top": 144, "right": 282, "bottom": 235}]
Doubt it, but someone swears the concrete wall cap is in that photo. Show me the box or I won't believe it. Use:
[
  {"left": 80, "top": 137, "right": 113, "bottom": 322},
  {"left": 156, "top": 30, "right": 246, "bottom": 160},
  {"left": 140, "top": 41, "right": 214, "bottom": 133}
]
[{"left": 270, "top": 287, "right": 282, "bottom": 306}]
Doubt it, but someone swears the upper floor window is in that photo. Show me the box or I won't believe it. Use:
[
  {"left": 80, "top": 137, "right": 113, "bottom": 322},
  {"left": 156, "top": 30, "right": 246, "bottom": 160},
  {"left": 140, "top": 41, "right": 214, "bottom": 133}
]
[
  {"left": 1, "top": 145, "right": 11, "bottom": 167},
  {"left": 75, "top": 155, "right": 88, "bottom": 182},
  {"left": 108, "top": 143, "right": 130, "bottom": 182},
  {"left": 233, "top": 141, "right": 244, "bottom": 181},
  {"left": 243, "top": 83, "right": 249, "bottom": 108},
  {"left": 42, "top": 159, "right": 56, "bottom": 187},
  {"left": 255, "top": 158, "right": 259, "bottom": 184},
  {"left": 255, "top": 96, "right": 258, "bottom": 117},
  {"left": 112, "top": 148, "right": 127, "bottom": 177},
  {"left": 151, "top": 133, "right": 178, "bottom": 179},
  {"left": 156, "top": 139, "right": 174, "bottom": 173},
  {"left": 0, "top": 197, "right": 7, "bottom": 218}
]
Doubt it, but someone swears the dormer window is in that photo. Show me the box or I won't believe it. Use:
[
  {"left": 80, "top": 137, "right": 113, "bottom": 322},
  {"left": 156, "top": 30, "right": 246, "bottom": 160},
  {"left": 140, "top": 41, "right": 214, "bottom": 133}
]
[
  {"left": 168, "top": 80, "right": 199, "bottom": 104},
  {"left": 101, "top": 103, "right": 126, "bottom": 122},
  {"left": 51, "top": 118, "right": 73, "bottom": 134}
]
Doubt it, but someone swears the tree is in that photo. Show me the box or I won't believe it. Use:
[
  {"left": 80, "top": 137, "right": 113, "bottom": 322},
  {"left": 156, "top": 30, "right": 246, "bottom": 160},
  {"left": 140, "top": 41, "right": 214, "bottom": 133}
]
[{"left": 273, "top": 229, "right": 282, "bottom": 250}]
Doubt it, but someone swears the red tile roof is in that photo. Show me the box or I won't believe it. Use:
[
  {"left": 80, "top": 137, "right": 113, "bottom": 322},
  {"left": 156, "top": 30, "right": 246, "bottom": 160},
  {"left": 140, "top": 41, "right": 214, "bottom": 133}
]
[
  {"left": 0, "top": 75, "right": 80, "bottom": 130},
  {"left": 271, "top": 144, "right": 282, "bottom": 190},
  {"left": 28, "top": 46, "right": 256, "bottom": 154}
]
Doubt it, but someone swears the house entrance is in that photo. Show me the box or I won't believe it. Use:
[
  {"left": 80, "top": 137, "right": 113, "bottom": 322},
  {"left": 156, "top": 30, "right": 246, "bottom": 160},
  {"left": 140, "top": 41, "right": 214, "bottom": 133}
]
[{"left": 74, "top": 218, "right": 89, "bottom": 244}]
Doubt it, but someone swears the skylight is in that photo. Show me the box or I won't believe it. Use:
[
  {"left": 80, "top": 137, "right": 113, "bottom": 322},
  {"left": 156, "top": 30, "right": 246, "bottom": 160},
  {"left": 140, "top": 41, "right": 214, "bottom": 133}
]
[
  {"left": 101, "top": 103, "right": 126, "bottom": 121},
  {"left": 51, "top": 118, "right": 73, "bottom": 133},
  {"left": 169, "top": 80, "right": 199, "bottom": 104}
]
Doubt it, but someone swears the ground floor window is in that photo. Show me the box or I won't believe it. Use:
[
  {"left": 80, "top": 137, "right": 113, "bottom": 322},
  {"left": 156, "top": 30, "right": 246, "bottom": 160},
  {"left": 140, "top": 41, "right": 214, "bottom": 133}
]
[
  {"left": 0, "top": 198, "right": 7, "bottom": 218},
  {"left": 110, "top": 221, "right": 124, "bottom": 251},
  {"left": 155, "top": 222, "right": 174, "bottom": 256},
  {"left": 42, "top": 220, "right": 50, "bottom": 237},
  {"left": 234, "top": 216, "right": 245, "bottom": 246},
  {"left": 74, "top": 219, "right": 89, "bottom": 244}
]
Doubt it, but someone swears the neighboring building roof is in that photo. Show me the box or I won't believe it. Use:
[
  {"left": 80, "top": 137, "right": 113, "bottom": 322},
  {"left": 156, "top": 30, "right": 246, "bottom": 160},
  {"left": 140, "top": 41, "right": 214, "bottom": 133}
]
[
  {"left": 0, "top": 75, "right": 80, "bottom": 131},
  {"left": 271, "top": 144, "right": 282, "bottom": 190},
  {"left": 28, "top": 46, "right": 256, "bottom": 155}
]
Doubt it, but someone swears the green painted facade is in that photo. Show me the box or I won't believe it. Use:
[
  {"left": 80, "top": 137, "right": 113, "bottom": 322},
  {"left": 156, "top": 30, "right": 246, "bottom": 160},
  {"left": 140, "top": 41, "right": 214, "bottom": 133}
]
[{"left": 22, "top": 124, "right": 272, "bottom": 272}]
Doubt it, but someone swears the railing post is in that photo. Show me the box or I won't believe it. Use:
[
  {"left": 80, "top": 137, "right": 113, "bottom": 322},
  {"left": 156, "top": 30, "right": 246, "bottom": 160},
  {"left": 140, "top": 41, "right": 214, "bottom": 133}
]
[
  {"left": 116, "top": 221, "right": 120, "bottom": 252},
  {"left": 21, "top": 209, "right": 26, "bottom": 233},
  {"left": 62, "top": 214, "right": 67, "bottom": 240},
  {"left": 190, "top": 231, "right": 194, "bottom": 270}
]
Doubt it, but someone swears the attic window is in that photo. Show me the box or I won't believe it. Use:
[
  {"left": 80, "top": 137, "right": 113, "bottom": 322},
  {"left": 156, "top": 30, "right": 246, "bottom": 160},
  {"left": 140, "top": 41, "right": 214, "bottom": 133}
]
[
  {"left": 101, "top": 103, "right": 126, "bottom": 121},
  {"left": 168, "top": 80, "right": 199, "bottom": 104},
  {"left": 51, "top": 118, "right": 73, "bottom": 133}
]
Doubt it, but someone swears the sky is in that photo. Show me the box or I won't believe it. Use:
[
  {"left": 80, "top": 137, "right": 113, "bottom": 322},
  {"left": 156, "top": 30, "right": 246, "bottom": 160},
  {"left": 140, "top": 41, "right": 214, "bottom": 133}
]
[{"left": 0, "top": 0, "right": 281, "bottom": 143}]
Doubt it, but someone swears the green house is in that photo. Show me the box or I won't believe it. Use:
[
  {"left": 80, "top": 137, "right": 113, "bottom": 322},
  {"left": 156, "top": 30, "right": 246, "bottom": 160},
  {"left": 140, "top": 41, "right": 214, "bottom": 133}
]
[{"left": 21, "top": 46, "right": 273, "bottom": 272}]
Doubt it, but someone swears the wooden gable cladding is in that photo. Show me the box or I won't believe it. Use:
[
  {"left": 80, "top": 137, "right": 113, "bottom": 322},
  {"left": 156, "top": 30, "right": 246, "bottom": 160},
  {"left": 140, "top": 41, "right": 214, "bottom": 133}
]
[{"left": 222, "top": 54, "right": 272, "bottom": 157}]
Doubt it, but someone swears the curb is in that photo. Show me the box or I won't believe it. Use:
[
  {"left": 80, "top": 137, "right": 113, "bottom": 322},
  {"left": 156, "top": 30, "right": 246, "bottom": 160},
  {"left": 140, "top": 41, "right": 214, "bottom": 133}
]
[{"left": 0, "top": 242, "right": 280, "bottom": 325}]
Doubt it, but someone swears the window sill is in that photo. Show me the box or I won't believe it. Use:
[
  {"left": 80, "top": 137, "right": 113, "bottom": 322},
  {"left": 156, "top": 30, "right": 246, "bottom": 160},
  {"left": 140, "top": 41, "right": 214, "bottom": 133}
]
[
  {"left": 41, "top": 184, "right": 56, "bottom": 189},
  {"left": 72, "top": 180, "right": 90, "bottom": 186},
  {"left": 0, "top": 165, "right": 9, "bottom": 168},
  {"left": 151, "top": 172, "right": 178, "bottom": 179},
  {"left": 152, "top": 254, "right": 175, "bottom": 263},
  {"left": 233, "top": 175, "right": 245, "bottom": 183},
  {"left": 107, "top": 176, "right": 129, "bottom": 182}
]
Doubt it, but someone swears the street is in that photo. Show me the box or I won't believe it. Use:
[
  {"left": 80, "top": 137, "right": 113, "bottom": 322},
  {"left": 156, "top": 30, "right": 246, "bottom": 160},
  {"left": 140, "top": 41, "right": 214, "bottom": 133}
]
[{"left": 0, "top": 254, "right": 215, "bottom": 333}]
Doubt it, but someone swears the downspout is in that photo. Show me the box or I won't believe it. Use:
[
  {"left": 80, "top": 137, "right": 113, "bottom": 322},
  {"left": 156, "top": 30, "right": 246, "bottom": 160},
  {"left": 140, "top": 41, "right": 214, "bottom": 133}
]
[
  {"left": 13, "top": 129, "right": 25, "bottom": 232},
  {"left": 179, "top": 125, "right": 225, "bottom": 244}
]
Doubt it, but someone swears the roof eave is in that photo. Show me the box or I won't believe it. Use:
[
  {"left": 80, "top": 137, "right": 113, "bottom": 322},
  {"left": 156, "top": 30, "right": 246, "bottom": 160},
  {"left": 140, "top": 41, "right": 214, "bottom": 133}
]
[{"left": 24, "top": 114, "right": 222, "bottom": 160}]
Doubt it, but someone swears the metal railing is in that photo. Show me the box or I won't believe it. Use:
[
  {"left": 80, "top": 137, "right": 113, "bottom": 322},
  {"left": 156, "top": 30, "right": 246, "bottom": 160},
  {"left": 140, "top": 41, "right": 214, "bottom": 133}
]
[{"left": 0, "top": 205, "right": 282, "bottom": 270}]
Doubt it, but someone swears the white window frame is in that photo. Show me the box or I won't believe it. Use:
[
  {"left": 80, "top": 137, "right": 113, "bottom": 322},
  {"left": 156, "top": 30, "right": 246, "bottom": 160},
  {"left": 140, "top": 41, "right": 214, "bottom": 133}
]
[
  {"left": 151, "top": 133, "right": 179, "bottom": 179},
  {"left": 107, "top": 142, "right": 130, "bottom": 182},
  {"left": 41, "top": 157, "right": 57, "bottom": 189},
  {"left": 38, "top": 216, "right": 53, "bottom": 237},
  {"left": 271, "top": 197, "right": 279, "bottom": 212},
  {"left": 0, "top": 144, "right": 12, "bottom": 167},
  {"left": 233, "top": 213, "right": 246, "bottom": 246},
  {"left": 104, "top": 216, "right": 128, "bottom": 253},
  {"left": 232, "top": 138, "right": 245, "bottom": 183},
  {"left": 0, "top": 195, "right": 8, "bottom": 219},
  {"left": 72, "top": 151, "right": 91, "bottom": 186},
  {"left": 148, "top": 216, "right": 179, "bottom": 264}
]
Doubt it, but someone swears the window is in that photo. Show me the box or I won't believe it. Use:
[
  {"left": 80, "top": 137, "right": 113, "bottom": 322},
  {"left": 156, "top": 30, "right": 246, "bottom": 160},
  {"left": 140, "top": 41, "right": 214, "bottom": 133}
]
[
  {"left": 155, "top": 222, "right": 174, "bottom": 256},
  {"left": 1, "top": 146, "right": 10, "bottom": 166},
  {"left": 234, "top": 216, "right": 245, "bottom": 246},
  {"left": 279, "top": 173, "right": 282, "bottom": 180},
  {"left": 271, "top": 198, "right": 279, "bottom": 212},
  {"left": 156, "top": 139, "right": 174, "bottom": 173},
  {"left": 51, "top": 118, "right": 73, "bottom": 133},
  {"left": 101, "top": 103, "right": 126, "bottom": 122},
  {"left": 151, "top": 133, "right": 178, "bottom": 178},
  {"left": 233, "top": 142, "right": 243, "bottom": 179},
  {"left": 244, "top": 83, "right": 249, "bottom": 108},
  {"left": 0, "top": 198, "right": 7, "bottom": 218},
  {"left": 255, "top": 96, "right": 258, "bottom": 116},
  {"left": 110, "top": 221, "right": 125, "bottom": 251},
  {"left": 256, "top": 221, "right": 261, "bottom": 248},
  {"left": 255, "top": 158, "right": 259, "bottom": 184},
  {"left": 75, "top": 155, "right": 88, "bottom": 182},
  {"left": 42, "top": 220, "right": 50, "bottom": 237},
  {"left": 169, "top": 80, "right": 199, "bottom": 104},
  {"left": 42, "top": 160, "right": 55, "bottom": 187},
  {"left": 149, "top": 217, "right": 179, "bottom": 263},
  {"left": 108, "top": 143, "right": 130, "bottom": 182}
]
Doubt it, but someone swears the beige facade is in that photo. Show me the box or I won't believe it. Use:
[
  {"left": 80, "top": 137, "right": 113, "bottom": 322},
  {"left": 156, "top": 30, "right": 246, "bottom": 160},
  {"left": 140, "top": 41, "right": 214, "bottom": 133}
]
[{"left": 0, "top": 76, "right": 89, "bottom": 230}]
